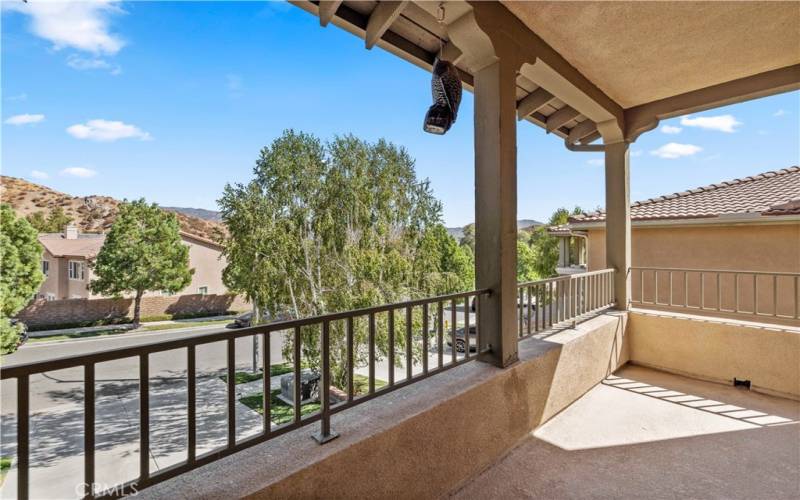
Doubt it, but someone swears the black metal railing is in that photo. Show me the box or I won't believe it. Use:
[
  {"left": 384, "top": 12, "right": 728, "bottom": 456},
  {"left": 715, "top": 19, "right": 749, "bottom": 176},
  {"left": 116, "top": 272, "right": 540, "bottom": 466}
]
[
  {"left": 517, "top": 269, "right": 616, "bottom": 337},
  {"left": 1, "top": 289, "right": 489, "bottom": 500}
]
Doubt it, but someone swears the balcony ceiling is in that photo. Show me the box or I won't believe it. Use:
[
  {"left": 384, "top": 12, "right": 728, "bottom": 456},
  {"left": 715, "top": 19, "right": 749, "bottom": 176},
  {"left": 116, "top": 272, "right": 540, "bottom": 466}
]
[
  {"left": 501, "top": 1, "right": 800, "bottom": 108},
  {"left": 292, "top": 0, "right": 800, "bottom": 142}
]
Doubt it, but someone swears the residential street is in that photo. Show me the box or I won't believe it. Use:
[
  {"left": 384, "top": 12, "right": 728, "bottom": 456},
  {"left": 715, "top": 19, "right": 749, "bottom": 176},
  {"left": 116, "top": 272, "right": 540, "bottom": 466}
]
[{"left": 0, "top": 307, "right": 484, "bottom": 499}]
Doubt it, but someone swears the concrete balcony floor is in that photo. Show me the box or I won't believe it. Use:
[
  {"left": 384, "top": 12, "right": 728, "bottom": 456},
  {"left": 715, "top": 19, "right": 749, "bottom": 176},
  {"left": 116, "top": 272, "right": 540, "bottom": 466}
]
[{"left": 451, "top": 365, "right": 800, "bottom": 499}]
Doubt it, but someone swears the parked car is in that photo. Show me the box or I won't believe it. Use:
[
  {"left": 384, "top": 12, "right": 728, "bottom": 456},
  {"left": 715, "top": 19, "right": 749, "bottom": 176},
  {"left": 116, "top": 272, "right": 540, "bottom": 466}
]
[
  {"left": 10, "top": 318, "right": 28, "bottom": 347},
  {"left": 470, "top": 297, "right": 537, "bottom": 314},
  {"left": 446, "top": 325, "right": 477, "bottom": 353},
  {"left": 231, "top": 311, "right": 253, "bottom": 328}
]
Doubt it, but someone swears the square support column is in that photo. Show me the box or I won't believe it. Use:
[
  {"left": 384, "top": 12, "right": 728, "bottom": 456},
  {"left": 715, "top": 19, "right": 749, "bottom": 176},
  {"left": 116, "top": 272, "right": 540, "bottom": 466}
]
[
  {"left": 474, "top": 58, "right": 519, "bottom": 368},
  {"left": 604, "top": 141, "right": 631, "bottom": 309}
]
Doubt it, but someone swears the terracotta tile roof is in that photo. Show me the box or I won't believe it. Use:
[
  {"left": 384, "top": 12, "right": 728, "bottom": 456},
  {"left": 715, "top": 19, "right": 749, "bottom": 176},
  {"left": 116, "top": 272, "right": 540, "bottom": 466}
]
[
  {"left": 570, "top": 166, "right": 800, "bottom": 224},
  {"left": 39, "top": 231, "right": 222, "bottom": 258},
  {"left": 38, "top": 233, "right": 105, "bottom": 258}
]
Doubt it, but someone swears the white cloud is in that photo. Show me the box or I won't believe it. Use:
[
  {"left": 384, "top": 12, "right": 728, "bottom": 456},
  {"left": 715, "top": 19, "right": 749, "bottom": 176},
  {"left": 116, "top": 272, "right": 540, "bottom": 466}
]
[
  {"left": 4, "top": 0, "right": 125, "bottom": 55},
  {"left": 660, "top": 125, "right": 682, "bottom": 134},
  {"left": 6, "top": 93, "right": 28, "bottom": 101},
  {"left": 30, "top": 170, "right": 49, "bottom": 180},
  {"left": 757, "top": 130, "right": 769, "bottom": 136},
  {"left": 61, "top": 167, "right": 97, "bottom": 178},
  {"left": 650, "top": 143, "right": 703, "bottom": 159},
  {"left": 680, "top": 114, "right": 742, "bottom": 133},
  {"left": 586, "top": 158, "right": 604, "bottom": 166},
  {"left": 630, "top": 150, "right": 643, "bottom": 157},
  {"left": 5, "top": 113, "right": 45, "bottom": 125},
  {"left": 67, "top": 119, "right": 152, "bottom": 142},
  {"left": 773, "top": 109, "right": 787, "bottom": 117},
  {"left": 66, "top": 54, "right": 121, "bottom": 75}
]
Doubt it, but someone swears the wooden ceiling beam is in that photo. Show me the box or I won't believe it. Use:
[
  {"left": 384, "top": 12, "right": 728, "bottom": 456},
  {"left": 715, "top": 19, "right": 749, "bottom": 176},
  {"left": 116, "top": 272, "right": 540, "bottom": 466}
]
[
  {"left": 546, "top": 107, "right": 580, "bottom": 132},
  {"left": 365, "top": 1, "right": 409, "bottom": 50},
  {"left": 516, "top": 88, "right": 554, "bottom": 120},
  {"left": 318, "top": 0, "right": 343, "bottom": 27},
  {"left": 567, "top": 120, "right": 597, "bottom": 144}
]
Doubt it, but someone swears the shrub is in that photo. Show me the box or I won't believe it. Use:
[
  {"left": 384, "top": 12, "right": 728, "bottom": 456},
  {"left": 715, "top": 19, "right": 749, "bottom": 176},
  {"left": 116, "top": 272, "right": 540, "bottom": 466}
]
[{"left": 0, "top": 317, "right": 24, "bottom": 355}]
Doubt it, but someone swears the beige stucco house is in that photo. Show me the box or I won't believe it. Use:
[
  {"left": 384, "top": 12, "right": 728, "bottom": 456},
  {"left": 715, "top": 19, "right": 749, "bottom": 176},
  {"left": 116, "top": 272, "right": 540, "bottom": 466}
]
[
  {"left": 36, "top": 225, "right": 230, "bottom": 301},
  {"left": 551, "top": 166, "right": 800, "bottom": 319}
]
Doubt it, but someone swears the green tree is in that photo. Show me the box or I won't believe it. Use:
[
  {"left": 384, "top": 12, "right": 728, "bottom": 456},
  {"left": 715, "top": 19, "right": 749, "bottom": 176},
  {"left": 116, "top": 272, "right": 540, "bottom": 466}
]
[
  {"left": 89, "top": 200, "right": 193, "bottom": 327},
  {"left": 517, "top": 240, "right": 539, "bottom": 282},
  {"left": 529, "top": 206, "right": 583, "bottom": 278},
  {"left": 0, "top": 204, "right": 45, "bottom": 354},
  {"left": 26, "top": 206, "right": 73, "bottom": 233},
  {"left": 459, "top": 223, "right": 475, "bottom": 251},
  {"left": 219, "top": 131, "right": 466, "bottom": 388}
]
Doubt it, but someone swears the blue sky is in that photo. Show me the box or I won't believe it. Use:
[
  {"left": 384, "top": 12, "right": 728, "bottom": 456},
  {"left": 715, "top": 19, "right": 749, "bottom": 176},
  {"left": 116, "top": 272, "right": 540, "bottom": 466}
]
[{"left": 2, "top": 1, "right": 799, "bottom": 227}]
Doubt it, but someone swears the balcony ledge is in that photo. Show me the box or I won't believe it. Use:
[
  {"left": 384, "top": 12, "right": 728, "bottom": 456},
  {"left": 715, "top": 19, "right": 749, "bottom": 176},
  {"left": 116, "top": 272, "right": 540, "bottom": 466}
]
[{"left": 139, "top": 311, "right": 628, "bottom": 499}]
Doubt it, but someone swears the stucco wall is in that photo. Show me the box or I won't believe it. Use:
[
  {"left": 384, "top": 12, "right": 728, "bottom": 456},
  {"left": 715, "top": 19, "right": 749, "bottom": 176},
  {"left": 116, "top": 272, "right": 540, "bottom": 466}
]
[
  {"left": 183, "top": 237, "right": 228, "bottom": 295},
  {"left": 586, "top": 223, "right": 800, "bottom": 322},
  {"left": 35, "top": 236, "right": 230, "bottom": 300},
  {"left": 140, "top": 312, "right": 629, "bottom": 500},
  {"left": 586, "top": 223, "right": 800, "bottom": 272},
  {"left": 627, "top": 310, "right": 800, "bottom": 400},
  {"left": 37, "top": 249, "right": 59, "bottom": 299}
]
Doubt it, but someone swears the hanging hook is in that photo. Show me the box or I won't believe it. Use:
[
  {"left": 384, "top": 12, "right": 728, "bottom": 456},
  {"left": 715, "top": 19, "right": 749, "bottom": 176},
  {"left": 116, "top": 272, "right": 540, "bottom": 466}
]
[{"left": 436, "top": 2, "right": 446, "bottom": 57}]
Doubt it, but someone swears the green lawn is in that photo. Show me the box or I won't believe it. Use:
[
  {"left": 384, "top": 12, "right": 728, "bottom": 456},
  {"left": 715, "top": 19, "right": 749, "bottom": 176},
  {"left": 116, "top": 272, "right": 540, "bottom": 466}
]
[
  {"left": 28, "top": 327, "right": 132, "bottom": 343},
  {"left": 240, "top": 389, "right": 321, "bottom": 425},
  {"left": 0, "top": 456, "right": 11, "bottom": 486},
  {"left": 140, "top": 319, "right": 230, "bottom": 332},
  {"left": 220, "top": 363, "right": 295, "bottom": 384},
  {"left": 28, "top": 318, "right": 230, "bottom": 343},
  {"left": 238, "top": 374, "right": 387, "bottom": 426}
]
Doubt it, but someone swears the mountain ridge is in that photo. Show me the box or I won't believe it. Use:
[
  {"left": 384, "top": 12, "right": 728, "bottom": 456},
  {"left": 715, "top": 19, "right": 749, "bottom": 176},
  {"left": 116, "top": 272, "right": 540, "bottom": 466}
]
[{"left": 0, "top": 176, "right": 225, "bottom": 242}]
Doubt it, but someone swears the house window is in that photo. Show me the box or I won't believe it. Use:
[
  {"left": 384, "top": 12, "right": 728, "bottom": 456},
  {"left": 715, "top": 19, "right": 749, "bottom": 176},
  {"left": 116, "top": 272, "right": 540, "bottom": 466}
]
[
  {"left": 41, "top": 260, "right": 50, "bottom": 276},
  {"left": 198, "top": 286, "right": 208, "bottom": 296},
  {"left": 68, "top": 260, "right": 85, "bottom": 280}
]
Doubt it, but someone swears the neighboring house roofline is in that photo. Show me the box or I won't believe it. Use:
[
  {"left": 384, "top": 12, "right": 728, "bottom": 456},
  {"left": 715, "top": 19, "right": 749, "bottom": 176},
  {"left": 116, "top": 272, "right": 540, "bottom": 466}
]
[
  {"left": 566, "top": 165, "right": 800, "bottom": 226},
  {"left": 179, "top": 231, "right": 224, "bottom": 251},
  {"left": 568, "top": 213, "right": 800, "bottom": 230},
  {"left": 38, "top": 230, "right": 223, "bottom": 258}
]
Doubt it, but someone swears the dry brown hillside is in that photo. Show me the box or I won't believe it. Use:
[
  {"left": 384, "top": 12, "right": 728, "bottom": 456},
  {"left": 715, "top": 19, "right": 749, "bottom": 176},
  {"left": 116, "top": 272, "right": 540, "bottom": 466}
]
[{"left": 0, "top": 176, "right": 225, "bottom": 241}]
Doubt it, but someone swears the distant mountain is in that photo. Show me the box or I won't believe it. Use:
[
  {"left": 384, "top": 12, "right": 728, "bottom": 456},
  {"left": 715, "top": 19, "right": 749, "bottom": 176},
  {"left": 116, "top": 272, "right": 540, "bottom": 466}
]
[
  {"left": 517, "top": 219, "right": 544, "bottom": 230},
  {"left": 446, "top": 226, "right": 465, "bottom": 240},
  {"left": 1, "top": 176, "right": 225, "bottom": 242},
  {"left": 446, "top": 219, "right": 544, "bottom": 241},
  {"left": 163, "top": 206, "right": 222, "bottom": 222}
]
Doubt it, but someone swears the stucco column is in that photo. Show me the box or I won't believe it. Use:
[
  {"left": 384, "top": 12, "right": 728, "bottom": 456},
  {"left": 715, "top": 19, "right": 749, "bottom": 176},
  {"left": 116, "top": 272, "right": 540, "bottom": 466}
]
[
  {"left": 474, "top": 56, "right": 519, "bottom": 368},
  {"left": 604, "top": 141, "right": 631, "bottom": 309}
]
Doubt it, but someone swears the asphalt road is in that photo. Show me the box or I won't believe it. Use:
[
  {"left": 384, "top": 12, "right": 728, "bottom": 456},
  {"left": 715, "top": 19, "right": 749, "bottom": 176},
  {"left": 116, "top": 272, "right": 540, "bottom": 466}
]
[{"left": 0, "top": 303, "right": 555, "bottom": 498}]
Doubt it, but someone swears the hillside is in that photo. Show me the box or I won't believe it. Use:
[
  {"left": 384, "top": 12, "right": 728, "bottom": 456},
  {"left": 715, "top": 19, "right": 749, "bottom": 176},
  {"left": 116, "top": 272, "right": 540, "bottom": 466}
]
[
  {"left": 447, "top": 219, "right": 544, "bottom": 240},
  {"left": 163, "top": 206, "right": 222, "bottom": 222},
  {"left": 0, "top": 176, "right": 225, "bottom": 241}
]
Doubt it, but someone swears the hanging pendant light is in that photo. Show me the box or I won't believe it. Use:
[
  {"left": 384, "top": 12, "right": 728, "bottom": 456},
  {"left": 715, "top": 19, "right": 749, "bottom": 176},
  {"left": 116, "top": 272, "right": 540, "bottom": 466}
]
[
  {"left": 423, "top": 3, "right": 462, "bottom": 135},
  {"left": 423, "top": 57, "right": 462, "bottom": 135}
]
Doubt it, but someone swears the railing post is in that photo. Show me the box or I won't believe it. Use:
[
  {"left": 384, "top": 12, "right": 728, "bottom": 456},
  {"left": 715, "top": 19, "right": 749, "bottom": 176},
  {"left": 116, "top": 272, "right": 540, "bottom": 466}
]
[
  {"left": 460, "top": 26, "right": 520, "bottom": 368},
  {"left": 313, "top": 321, "right": 338, "bottom": 444},
  {"left": 605, "top": 140, "right": 631, "bottom": 310}
]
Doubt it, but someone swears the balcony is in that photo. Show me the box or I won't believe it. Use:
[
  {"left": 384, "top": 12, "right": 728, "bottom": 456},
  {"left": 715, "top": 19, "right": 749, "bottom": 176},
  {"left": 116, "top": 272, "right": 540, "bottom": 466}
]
[
  {"left": 2, "top": 268, "right": 798, "bottom": 499},
  {"left": 2, "top": 1, "right": 799, "bottom": 499}
]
